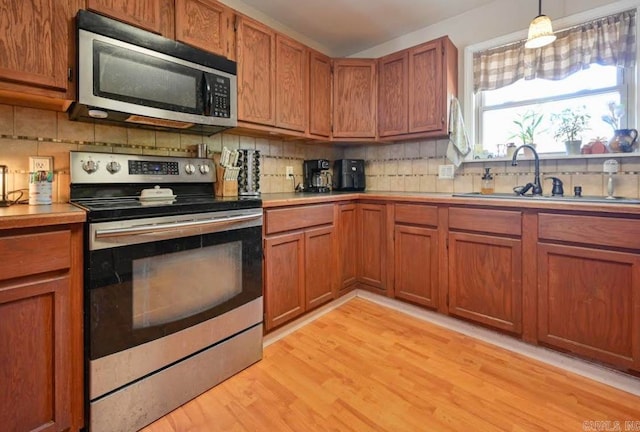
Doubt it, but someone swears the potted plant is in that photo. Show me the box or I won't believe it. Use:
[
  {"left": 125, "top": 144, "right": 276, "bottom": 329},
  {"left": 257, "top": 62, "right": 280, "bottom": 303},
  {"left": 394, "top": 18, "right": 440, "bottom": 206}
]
[
  {"left": 508, "top": 109, "right": 545, "bottom": 157},
  {"left": 551, "top": 107, "right": 590, "bottom": 155}
]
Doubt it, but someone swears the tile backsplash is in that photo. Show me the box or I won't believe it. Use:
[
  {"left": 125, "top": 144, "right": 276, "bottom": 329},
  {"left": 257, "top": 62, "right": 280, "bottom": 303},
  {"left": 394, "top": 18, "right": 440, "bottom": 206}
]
[
  {"left": 351, "top": 141, "right": 640, "bottom": 199},
  {"left": 0, "top": 104, "right": 342, "bottom": 202},
  {"left": 1, "top": 103, "right": 639, "bottom": 202}
]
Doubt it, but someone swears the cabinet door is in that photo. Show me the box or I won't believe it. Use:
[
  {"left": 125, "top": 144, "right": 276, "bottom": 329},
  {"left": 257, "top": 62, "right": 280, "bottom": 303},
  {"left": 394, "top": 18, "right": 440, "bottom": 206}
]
[
  {"left": 408, "top": 39, "right": 443, "bottom": 133},
  {"left": 448, "top": 232, "right": 522, "bottom": 334},
  {"left": 378, "top": 51, "right": 408, "bottom": 137},
  {"left": 0, "top": 276, "right": 71, "bottom": 432},
  {"left": 357, "top": 203, "right": 386, "bottom": 290},
  {"left": 309, "top": 50, "right": 332, "bottom": 137},
  {"left": 175, "top": 0, "right": 233, "bottom": 58},
  {"left": 332, "top": 59, "right": 377, "bottom": 138},
  {"left": 394, "top": 225, "right": 438, "bottom": 308},
  {"left": 275, "top": 34, "right": 308, "bottom": 132},
  {"left": 538, "top": 243, "right": 640, "bottom": 371},
  {"left": 264, "top": 232, "right": 305, "bottom": 330},
  {"left": 87, "top": 0, "right": 174, "bottom": 36},
  {"left": 0, "top": 0, "right": 73, "bottom": 95},
  {"left": 236, "top": 16, "right": 276, "bottom": 126},
  {"left": 305, "top": 226, "right": 335, "bottom": 310},
  {"left": 337, "top": 203, "right": 358, "bottom": 292}
]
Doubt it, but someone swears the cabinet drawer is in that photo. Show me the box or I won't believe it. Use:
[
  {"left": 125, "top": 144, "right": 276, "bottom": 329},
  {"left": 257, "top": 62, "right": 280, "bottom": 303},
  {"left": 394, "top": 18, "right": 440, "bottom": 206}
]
[
  {"left": 265, "top": 204, "right": 333, "bottom": 234},
  {"left": 395, "top": 204, "right": 438, "bottom": 226},
  {"left": 0, "top": 230, "right": 71, "bottom": 281},
  {"left": 449, "top": 207, "right": 521, "bottom": 236},
  {"left": 539, "top": 213, "right": 640, "bottom": 249}
]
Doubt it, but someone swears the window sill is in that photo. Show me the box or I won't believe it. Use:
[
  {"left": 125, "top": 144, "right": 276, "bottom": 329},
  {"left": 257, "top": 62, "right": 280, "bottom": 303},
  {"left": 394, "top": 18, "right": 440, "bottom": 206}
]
[{"left": 464, "top": 151, "right": 640, "bottom": 164}]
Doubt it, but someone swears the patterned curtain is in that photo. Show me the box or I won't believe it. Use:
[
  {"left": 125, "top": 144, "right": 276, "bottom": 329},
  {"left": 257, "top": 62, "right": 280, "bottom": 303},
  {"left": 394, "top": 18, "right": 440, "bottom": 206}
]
[{"left": 473, "top": 9, "right": 637, "bottom": 92}]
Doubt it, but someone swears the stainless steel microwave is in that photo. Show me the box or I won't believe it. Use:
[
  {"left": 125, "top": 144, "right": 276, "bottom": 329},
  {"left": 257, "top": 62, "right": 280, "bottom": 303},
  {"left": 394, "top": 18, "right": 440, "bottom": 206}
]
[{"left": 69, "top": 10, "right": 237, "bottom": 136}]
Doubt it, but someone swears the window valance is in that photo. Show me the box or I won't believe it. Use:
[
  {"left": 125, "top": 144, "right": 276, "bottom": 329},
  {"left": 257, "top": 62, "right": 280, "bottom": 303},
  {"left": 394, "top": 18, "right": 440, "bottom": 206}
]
[{"left": 473, "top": 9, "right": 637, "bottom": 92}]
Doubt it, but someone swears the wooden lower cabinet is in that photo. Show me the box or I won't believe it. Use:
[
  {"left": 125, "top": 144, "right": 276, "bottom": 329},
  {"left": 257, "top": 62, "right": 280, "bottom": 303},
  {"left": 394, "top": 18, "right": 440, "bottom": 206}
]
[
  {"left": 305, "top": 226, "right": 335, "bottom": 309},
  {"left": 264, "top": 231, "right": 305, "bottom": 331},
  {"left": 337, "top": 203, "right": 357, "bottom": 293},
  {"left": 537, "top": 243, "right": 640, "bottom": 371},
  {"left": 357, "top": 203, "right": 386, "bottom": 291},
  {"left": 394, "top": 225, "right": 438, "bottom": 308},
  {"left": 264, "top": 221, "right": 336, "bottom": 331},
  {"left": 448, "top": 231, "right": 522, "bottom": 334},
  {"left": 0, "top": 224, "right": 83, "bottom": 432}
]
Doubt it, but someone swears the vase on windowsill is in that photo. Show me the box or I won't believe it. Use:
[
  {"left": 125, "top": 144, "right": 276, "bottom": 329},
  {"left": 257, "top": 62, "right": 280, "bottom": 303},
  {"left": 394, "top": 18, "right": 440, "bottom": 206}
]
[{"left": 608, "top": 129, "right": 639, "bottom": 153}]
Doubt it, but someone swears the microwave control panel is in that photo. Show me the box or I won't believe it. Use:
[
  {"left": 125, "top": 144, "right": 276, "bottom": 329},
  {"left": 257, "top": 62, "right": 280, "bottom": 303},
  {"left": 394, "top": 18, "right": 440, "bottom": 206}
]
[{"left": 211, "top": 75, "right": 231, "bottom": 118}]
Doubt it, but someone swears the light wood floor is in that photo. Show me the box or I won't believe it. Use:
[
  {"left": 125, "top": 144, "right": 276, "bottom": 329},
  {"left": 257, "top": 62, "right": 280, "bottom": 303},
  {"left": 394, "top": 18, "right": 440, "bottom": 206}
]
[{"left": 142, "top": 298, "right": 640, "bottom": 431}]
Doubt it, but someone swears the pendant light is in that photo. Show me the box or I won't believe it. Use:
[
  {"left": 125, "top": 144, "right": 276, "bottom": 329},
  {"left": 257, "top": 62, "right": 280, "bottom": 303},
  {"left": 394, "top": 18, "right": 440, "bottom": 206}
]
[{"left": 524, "top": 0, "right": 556, "bottom": 49}]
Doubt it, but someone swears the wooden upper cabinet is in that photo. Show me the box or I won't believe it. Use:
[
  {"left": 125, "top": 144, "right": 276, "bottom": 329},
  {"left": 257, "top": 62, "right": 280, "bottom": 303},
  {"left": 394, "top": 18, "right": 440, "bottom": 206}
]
[
  {"left": 236, "top": 15, "right": 276, "bottom": 126},
  {"left": 309, "top": 50, "right": 332, "bottom": 137},
  {"left": 0, "top": 0, "right": 77, "bottom": 100},
  {"left": 378, "top": 51, "right": 408, "bottom": 137},
  {"left": 408, "top": 37, "right": 457, "bottom": 135},
  {"left": 376, "top": 36, "right": 457, "bottom": 140},
  {"left": 332, "top": 59, "right": 377, "bottom": 139},
  {"left": 175, "top": 0, "right": 234, "bottom": 59},
  {"left": 87, "top": 0, "right": 174, "bottom": 37},
  {"left": 275, "top": 34, "right": 308, "bottom": 132}
]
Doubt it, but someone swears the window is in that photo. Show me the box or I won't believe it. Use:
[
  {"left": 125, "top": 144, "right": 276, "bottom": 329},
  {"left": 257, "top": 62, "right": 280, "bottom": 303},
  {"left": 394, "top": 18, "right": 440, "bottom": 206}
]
[
  {"left": 469, "top": 8, "right": 637, "bottom": 158},
  {"left": 479, "top": 64, "right": 630, "bottom": 155}
]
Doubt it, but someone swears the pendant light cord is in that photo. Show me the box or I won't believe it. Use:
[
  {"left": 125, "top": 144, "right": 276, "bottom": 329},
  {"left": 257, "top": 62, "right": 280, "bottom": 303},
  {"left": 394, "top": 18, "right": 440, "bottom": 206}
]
[{"left": 538, "top": 0, "right": 542, "bottom": 16}]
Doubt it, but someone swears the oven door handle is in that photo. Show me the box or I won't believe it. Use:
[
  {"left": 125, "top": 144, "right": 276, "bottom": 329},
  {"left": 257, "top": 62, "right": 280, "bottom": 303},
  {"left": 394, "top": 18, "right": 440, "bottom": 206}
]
[{"left": 94, "top": 213, "right": 262, "bottom": 238}]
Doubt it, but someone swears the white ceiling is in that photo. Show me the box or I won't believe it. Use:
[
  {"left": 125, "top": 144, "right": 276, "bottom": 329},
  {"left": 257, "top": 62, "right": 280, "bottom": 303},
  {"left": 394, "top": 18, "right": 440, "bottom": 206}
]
[{"left": 235, "top": 0, "right": 497, "bottom": 56}]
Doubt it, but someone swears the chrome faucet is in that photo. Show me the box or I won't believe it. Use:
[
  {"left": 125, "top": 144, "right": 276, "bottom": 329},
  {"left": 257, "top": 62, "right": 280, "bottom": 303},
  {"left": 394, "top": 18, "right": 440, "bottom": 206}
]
[{"left": 511, "top": 144, "right": 542, "bottom": 196}]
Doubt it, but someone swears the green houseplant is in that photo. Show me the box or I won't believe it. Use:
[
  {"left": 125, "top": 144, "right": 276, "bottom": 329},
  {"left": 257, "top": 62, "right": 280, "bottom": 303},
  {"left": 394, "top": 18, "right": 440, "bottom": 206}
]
[
  {"left": 551, "top": 107, "right": 591, "bottom": 155},
  {"left": 509, "top": 109, "right": 544, "bottom": 145}
]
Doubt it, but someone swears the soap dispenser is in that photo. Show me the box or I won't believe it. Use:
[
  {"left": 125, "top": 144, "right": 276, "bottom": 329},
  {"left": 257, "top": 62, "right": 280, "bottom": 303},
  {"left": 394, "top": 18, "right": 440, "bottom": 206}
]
[{"left": 481, "top": 168, "right": 494, "bottom": 195}]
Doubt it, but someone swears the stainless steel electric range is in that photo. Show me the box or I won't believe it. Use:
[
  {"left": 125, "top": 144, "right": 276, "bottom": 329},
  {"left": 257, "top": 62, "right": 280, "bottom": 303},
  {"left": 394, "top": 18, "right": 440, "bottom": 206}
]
[{"left": 70, "top": 151, "right": 263, "bottom": 432}]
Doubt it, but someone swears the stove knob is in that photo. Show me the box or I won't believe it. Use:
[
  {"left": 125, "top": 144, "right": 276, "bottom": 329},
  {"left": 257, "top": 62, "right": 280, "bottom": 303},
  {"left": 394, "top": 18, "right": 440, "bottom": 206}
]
[
  {"left": 199, "top": 164, "right": 210, "bottom": 174},
  {"left": 82, "top": 159, "right": 99, "bottom": 174},
  {"left": 106, "top": 161, "right": 121, "bottom": 174},
  {"left": 184, "top": 163, "right": 196, "bottom": 175}
]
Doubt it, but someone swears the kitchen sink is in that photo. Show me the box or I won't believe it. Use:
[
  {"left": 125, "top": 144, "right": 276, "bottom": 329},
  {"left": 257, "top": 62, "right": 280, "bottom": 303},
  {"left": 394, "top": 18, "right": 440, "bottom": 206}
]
[{"left": 452, "top": 192, "right": 640, "bottom": 205}]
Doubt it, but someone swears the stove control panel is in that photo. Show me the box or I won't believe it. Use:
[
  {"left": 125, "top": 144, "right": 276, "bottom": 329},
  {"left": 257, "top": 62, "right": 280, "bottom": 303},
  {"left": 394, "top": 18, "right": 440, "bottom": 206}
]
[{"left": 70, "top": 151, "right": 215, "bottom": 184}]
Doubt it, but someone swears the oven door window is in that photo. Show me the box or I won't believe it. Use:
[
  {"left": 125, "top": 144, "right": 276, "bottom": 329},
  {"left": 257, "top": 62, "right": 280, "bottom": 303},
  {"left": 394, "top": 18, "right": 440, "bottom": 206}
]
[
  {"left": 89, "top": 227, "right": 262, "bottom": 360},
  {"left": 93, "top": 39, "right": 205, "bottom": 115},
  {"left": 132, "top": 240, "right": 242, "bottom": 329}
]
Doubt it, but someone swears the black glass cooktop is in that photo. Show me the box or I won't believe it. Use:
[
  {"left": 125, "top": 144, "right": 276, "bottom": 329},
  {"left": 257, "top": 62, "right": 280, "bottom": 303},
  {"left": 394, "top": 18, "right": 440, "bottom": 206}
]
[{"left": 71, "top": 184, "right": 261, "bottom": 222}]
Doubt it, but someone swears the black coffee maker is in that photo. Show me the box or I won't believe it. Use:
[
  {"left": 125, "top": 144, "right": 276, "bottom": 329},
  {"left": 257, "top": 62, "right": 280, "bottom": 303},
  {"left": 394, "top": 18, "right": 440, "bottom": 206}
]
[{"left": 302, "top": 159, "right": 331, "bottom": 193}]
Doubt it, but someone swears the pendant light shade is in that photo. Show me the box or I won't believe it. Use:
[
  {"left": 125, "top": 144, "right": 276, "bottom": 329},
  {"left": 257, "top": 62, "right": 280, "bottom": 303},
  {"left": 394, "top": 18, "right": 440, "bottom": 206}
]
[{"left": 525, "top": 0, "right": 556, "bottom": 49}]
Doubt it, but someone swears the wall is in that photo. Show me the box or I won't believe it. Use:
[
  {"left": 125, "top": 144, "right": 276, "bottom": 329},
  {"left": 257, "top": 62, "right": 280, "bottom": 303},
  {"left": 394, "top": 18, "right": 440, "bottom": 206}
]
[
  {"left": 342, "top": 0, "right": 640, "bottom": 197},
  {"left": 0, "top": 104, "right": 342, "bottom": 203}
]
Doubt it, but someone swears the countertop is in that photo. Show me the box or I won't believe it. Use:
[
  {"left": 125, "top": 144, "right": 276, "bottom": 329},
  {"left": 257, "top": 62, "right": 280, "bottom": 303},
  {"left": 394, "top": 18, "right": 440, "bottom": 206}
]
[
  {"left": 261, "top": 191, "right": 640, "bottom": 215},
  {"left": 2, "top": 191, "right": 639, "bottom": 231},
  {"left": 0, "top": 203, "right": 86, "bottom": 230}
]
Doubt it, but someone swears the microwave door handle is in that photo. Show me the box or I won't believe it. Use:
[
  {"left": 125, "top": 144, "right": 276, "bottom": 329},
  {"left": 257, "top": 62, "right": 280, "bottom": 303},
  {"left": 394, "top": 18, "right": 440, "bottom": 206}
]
[
  {"left": 95, "top": 213, "right": 262, "bottom": 239},
  {"left": 203, "top": 74, "right": 213, "bottom": 116}
]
